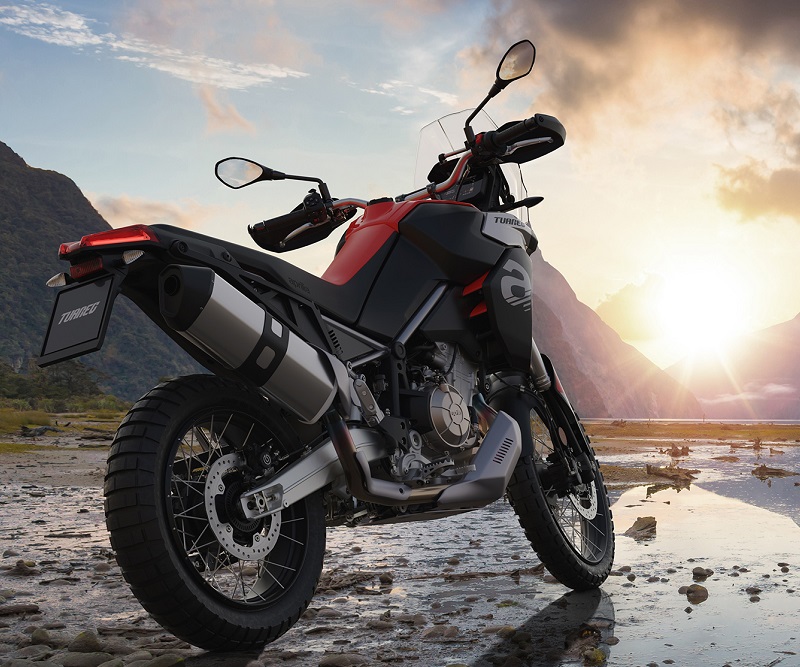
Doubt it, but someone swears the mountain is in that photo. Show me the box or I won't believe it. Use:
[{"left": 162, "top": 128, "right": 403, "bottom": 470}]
[
  {"left": 0, "top": 141, "right": 201, "bottom": 401},
  {"left": 0, "top": 140, "right": 698, "bottom": 416},
  {"left": 529, "top": 252, "right": 702, "bottom": 418},
  {"left": 666, "top": 315, "right": 800, "bottom": 420}
]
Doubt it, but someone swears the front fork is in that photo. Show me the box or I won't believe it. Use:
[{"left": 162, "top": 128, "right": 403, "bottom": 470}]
[{"left": 488, "top": 356, "right": 595, "bottom": 495}]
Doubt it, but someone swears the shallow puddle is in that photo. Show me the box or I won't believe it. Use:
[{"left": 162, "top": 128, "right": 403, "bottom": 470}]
[
  {"left": 607, "top": 485, "right": 799, "bottom": 666},
  {"left": 1, "top": 460, "right": 799, "bottom": 666}
]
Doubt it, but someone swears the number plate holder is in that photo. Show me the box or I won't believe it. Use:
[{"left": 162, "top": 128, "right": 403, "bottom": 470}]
[{"left": 39, "top": 274, "right": 120, "bottom": 367}]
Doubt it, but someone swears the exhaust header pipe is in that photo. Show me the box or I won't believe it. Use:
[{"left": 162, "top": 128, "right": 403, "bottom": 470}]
[{"left": 159, "top": 265, "right": 343, "bottom": 423}]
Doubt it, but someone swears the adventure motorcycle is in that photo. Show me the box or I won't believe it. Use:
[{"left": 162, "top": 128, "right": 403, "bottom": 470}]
[{"left": 39, "top": 41, "right": 614, "bottom": 651}]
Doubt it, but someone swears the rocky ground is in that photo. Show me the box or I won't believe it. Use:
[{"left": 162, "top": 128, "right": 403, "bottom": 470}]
[{"left": 0, "top": 419, "right": 798, "bottom": 667}]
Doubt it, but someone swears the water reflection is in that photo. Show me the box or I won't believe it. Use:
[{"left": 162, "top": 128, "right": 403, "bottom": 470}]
[{"left": 470, "top": 589, "right": 616, "bottom": 667}]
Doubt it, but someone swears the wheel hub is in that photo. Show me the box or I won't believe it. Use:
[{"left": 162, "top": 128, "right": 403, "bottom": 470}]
[{"left": 205, "top": 453, "right": 281, "bottom": 560}]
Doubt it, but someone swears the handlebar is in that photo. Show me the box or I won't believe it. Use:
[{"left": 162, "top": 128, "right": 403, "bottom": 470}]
[
  {"left": 249, "top": 207, "right": 311, "bottom": 241},
  {"left": 482, "top": 114, "right": 541, "bottom": 153},
  {"left": 249, "top": 191, "right": 364, "bottom": 253}
]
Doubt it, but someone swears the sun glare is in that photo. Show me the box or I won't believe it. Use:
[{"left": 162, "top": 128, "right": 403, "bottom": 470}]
[{"left": 656, "top": 264, "right": 749, "bottom": 359}]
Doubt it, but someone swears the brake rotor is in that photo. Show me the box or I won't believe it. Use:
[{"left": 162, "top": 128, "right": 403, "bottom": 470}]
[
  {"left": 204, "top": 453, "right": 281, "bottom": 561},
  {"left": 568, "top": 482, "right": 598, "bottom": 519}
]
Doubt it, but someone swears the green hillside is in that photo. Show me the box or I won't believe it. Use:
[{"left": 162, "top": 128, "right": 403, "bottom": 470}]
[{"left": 0, "top": 141, "right": 201, "bottom": 400}]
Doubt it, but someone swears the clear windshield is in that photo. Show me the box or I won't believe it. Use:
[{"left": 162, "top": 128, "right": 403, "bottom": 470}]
[{"left": 414, "top": 109, "right": 529, "bottom": 220}]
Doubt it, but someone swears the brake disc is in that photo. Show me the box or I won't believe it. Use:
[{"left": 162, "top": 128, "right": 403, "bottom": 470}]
[
  {"left": 568, "top": 482, "right": 598, "bottom": 519},
  {"left": 204, "top": 453, "right": 281, "bottom": 561}
]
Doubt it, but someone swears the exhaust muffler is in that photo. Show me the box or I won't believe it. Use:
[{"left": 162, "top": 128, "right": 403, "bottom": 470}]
[{"left": 158, "top": 265, "right": 342, "bottom": 423}]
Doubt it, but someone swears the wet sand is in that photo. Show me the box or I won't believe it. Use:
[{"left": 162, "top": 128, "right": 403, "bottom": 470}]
[{"left": 0, "top": 421, "right": 798, "bottom": 666}]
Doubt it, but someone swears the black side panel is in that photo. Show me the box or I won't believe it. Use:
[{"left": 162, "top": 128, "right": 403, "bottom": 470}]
[
  {"left": 357, "top": 237, "right": 444, "bottom": 340},
  {"left": 418, "top": 287, "right": 482, "bottom": 362},
  {"left": 483, "top": 247, "right": 533, "bottom": 371},
  {"left": 399, "top": 204, "right": 504, "bottom": 283}
]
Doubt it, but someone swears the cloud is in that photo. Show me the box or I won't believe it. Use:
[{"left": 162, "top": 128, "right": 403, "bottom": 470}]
[
  {"left": 0, "top": 2, "right": 103, "bottom": 47},
  {"left": 360, "top": 79, "right": 458, "bottom": 112},
  {"left": 595, "top": 274, "right": 667, "bottom": 341},
  {"left": 197, "top": 86, "right": 255, "bottom": 134},
  {"left": 88, "top": 193, "right": 216, "bottom": 229},
  {"left": 467, "top": 0, "right": 800, "bottom": 223},
  {"left": 699, "top": 381, "right": 797, "bottom": 406},
  {"left": 717, "top": 161, "right": 800, "bottom": 221},
  {"left": 0, "top": 2, "right": 307, "bottom": 90},
  {"left": 714, "top": 84, "right": 800, "bottom": 221},
  {"left": 117, "top": 0, "right": 316, "bottom": 71},
  {"left": 474, "top": 1, "right": 800, "bottom": 130}
]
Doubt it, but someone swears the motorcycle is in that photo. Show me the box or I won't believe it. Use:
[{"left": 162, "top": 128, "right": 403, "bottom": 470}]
[{"left": 39, "top": 40, "right": 614, "bottom": 651}]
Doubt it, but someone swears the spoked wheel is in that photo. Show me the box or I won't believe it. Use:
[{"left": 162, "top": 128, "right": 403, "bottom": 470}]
[
  {"left": 104, "top": 375, "right": 325, "bottom": 651},
  {"left": 491, "top": 379, "right": 614, "bottom": 589}
]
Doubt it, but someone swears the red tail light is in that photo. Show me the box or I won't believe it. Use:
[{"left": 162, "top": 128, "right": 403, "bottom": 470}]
[
  {"left": 60, "top": 225, "right": 158, "bottom": 257},
  {"left": 69, "top": 256, "right": 104, "bottom": 280}
]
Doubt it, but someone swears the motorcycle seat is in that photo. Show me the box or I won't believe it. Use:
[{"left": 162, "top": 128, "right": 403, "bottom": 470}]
[{"left": 153, "top": 225, "right": 392, "bottom": 326}]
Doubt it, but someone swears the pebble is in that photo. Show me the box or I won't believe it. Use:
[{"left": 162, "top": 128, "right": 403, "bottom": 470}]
[
  {"left": 60, "top": 651, "right": 114, "bottom": 667},
  {"left": 420, "top": 625, "right": 459, "bottom": 639},
  {"left": 692, "top": 567, "right": 713, "bottom": 580},
  {"left": 318, "top": 653, "right": 370, "bottom": 666},
  {"left": 366, "top": 619, "right": 393, "bottom": 630},
  {"left": 685, "top": 584, "right": 709, "bottom": 604},
  {"left": 395, "top": 613, "right": 426, "bottom": 626},
  {"left": 0, "top": 604, "right": 40, "bottom": 616},
  {"left": 316, "top": 607, "right": 343, "bottom": 619},
  {"left": 30, "top": 627, "right": 52, "bottom": 645},
  {"left": 140, "top": 655, "right": 187, "bottom": 667},
  {"left": 68, "top": 630, "right": 103, "bottom": 653}
]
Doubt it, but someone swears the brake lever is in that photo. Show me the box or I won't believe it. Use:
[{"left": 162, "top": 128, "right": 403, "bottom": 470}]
[
  {"left": 279, "top": 221, "right": 324, "bottom": 248},
  {"left": 503, "top": 136, "right": 552, "bottom": 156}
]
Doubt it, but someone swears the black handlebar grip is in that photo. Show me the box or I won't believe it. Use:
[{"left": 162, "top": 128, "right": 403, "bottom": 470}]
[
  {"left": 249, "top": 207, "right": 310, "bottom": 249},
  {"left": 494, "top": 115, "right": 540, "bottom": 146},
  {"left": 481, "top": 115, "right": 542, "bottom": 153}
]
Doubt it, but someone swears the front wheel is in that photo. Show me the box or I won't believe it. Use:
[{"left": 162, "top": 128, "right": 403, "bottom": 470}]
[
  {"left": 492, "top": 380, "right": 614, "bottom": 589},
  {"left": 104, "top": 375, "right": 326, "bottom": 651}
]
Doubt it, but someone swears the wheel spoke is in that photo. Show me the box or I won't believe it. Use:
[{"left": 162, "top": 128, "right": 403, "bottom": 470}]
[
  {"left": 525, "top": 405, "right": 611, "bottom": 567},
  {"left": 163, "top": 406, "right": 313, "bottom": 607}
]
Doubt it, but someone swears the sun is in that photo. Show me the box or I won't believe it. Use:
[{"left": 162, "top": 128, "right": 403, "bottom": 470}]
[{"left": 656, "top": 263, "right": 749, "bottom": 359}]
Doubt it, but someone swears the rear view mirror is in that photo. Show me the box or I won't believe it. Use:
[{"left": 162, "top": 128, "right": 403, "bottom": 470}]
[
  {"left": 215, "top": 158, "right": 285, "bottom": 189},
  {"left": 496, "top": 40, "right": 535, "bottom": 86}
]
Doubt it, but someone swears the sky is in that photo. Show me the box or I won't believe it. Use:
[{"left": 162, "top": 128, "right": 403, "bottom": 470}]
[{"left": 2, "top": 0, "right": 800, "bottom": 370}]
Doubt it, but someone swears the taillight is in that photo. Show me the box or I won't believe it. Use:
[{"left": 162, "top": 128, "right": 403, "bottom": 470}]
[
  {"left": 69, "top": 256, "right": 104, "bottom": 280},
  {"left": 59, "top": 224, "right": 158, "bottom": 257}
]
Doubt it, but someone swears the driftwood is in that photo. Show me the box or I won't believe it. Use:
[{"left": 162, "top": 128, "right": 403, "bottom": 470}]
[
  {"left": 645, "top": 464, "right": 700, "bottom": 485},
  {"left": 751, "top": 464, "right": 799, "bottom": 481},
  {"left": 19, "top": 425, "right": 60, "bottom": 438}
]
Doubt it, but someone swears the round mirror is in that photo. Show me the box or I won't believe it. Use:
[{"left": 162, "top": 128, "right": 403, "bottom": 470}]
[
  {"left": 215, "top": 158, "right": 266, "bottom": 189},
  {"left": 497, "top": 40, "right": 535, "bottom": 83}
]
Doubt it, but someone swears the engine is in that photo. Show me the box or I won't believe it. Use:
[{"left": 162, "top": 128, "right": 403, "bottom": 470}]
[{"left": 389, "top": 343, "right": 480, "bottom": 484}]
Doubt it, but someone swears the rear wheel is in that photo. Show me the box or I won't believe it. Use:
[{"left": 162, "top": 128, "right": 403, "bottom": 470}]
[
  {"left": 492, "top": 380, "right": 614, "bottom": 589},
  {"left": 104, "top": 375, "right": 325, "bottom": 651}
]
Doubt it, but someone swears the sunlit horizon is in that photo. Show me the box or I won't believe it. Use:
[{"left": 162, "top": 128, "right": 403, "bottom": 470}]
[{"left": 2, "top": 0, "right": 800, "bottom": 382}]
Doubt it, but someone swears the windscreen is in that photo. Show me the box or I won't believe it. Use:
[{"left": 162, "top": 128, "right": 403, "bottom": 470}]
[{"left": 414, "top": 109, "right": 530, "bottom": 221}]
